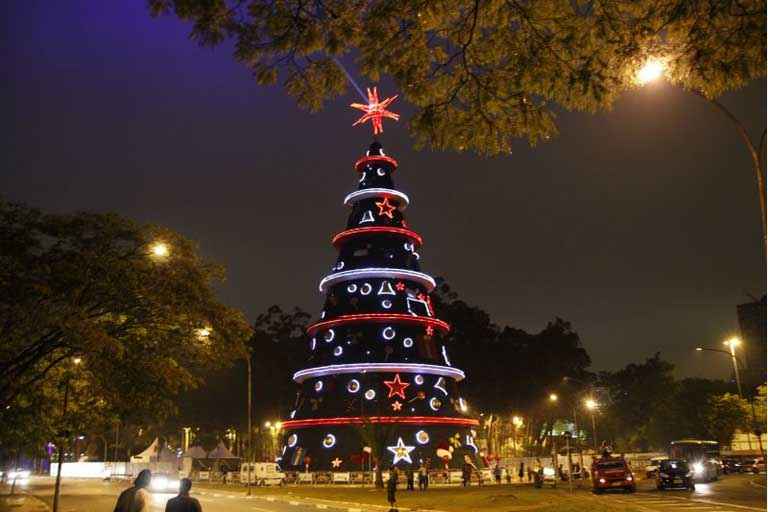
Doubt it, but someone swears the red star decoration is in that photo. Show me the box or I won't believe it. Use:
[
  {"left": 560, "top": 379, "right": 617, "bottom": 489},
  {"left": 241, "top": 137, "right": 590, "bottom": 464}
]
[
  {"left": 395, "top": 282, "right": 406, "bottom": 292},
  {"left": 383, "top": 374, "right": 410, "bottom": 399},
  {"left": 350, "top": 87, "right": 400, "bottom": 135},
  {"left": 375, "top": 197, "right": 397, "bottom": 219},
  {"left": 425, "top": 325, "right": 434, "bottom": 337},
  {"left": 391, "top": 400, "right": 403, "bottom": 411}
]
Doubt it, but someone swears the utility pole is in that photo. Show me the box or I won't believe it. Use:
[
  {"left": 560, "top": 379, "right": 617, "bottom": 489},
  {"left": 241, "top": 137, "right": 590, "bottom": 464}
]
[
  {"left": 52, "top": 378, "right": 71, "bottom": 512},
  {"left": 246, "top": 353, "right": 253, "bottom": 495}
]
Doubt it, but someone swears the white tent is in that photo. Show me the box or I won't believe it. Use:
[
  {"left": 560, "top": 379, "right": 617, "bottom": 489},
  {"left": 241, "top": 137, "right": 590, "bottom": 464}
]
[
  {"left": 130, "top": 438, "right": 160, "bottom": 463},
  {"left": 183, "top": 446, "right": 207, "bottom": 459},
  {"left": 207, "top": 441, "right": 237, "bottom": 459},
  {"left": 130, "top": 438, "right": 178, "bottom": 464}
]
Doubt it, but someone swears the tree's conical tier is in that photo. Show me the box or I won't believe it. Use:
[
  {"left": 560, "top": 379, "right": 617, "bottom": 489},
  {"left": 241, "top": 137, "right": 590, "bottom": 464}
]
[{"left": 281, "top": 142, "right": 480, "bottom": 472}]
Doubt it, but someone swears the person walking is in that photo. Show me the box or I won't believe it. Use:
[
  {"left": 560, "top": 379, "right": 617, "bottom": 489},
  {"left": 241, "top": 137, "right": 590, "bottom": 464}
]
[
  {"left": 386, "top": 467, "right": 398, "bottom": 511},
  {"left": 165, "top": 478, "right": 202, "bottom": 512},
  {"left": 461, "top": 462, "right": 471, "bottom": 487},
  {"left": 518, "top": 462, "right": 524, "bottom": 482},
  {"left": 406, "top": 467, "right": 414, "bottom": 491},
  {"left": 493, "top": 464, "right": 502, "bottom": 485},
  {"left": 417, "top": 463, "right": 427, "bottom": 490},
  {"left": 113, "top": 469, "right": 151, "bottom": 512}
]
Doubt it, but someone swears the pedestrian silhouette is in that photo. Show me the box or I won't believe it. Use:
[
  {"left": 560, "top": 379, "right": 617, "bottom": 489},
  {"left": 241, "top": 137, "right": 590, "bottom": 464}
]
[
  {"left": 165, "top": 478, "right": 202, "bottom": 512},
  {"left": 113, "top": 469, "right": 151, "bottom": 512}
]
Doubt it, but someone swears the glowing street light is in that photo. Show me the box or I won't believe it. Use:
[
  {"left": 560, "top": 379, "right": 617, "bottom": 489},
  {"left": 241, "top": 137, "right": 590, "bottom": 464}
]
[
  {"left": 512, "top": 416, "right": 524, "bottom": 428},
  {"left": 584, "top": 398, "right": 598, "bottom": 411},
  {"left": 636, "top": 58, "right": 666, "bottom": 85},
  {"left": 549, "top": 393, "right": 559, "bottom": 402},
  {"left": 72, "top": 357, "right": 82, "bottom": 365},
  {"left": 149, "top": 241, "right": 170, "bottom": 258}
]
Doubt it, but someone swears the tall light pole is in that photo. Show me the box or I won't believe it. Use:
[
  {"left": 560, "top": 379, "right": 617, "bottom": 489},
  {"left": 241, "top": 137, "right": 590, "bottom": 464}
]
[
  {"left": 636, "top": 58, "right": 767, "bottom": 249},
  {"left": 548, "top": 393, "right": 559, "bottom": 478},
  {"left": 724, "top": 337, "right": 744, "bottom": 398},
  {"left": 53, "top": 357, "right": 82, "bottom": 512},
  {"left": 696, "top": 338, "right": 763, "bottom": 456},
  {"left": 584, "top": 398, "right": 599, "bottom": 454},
  {"left": 246, "top": 353, "right": 253, "bottom": 495}
]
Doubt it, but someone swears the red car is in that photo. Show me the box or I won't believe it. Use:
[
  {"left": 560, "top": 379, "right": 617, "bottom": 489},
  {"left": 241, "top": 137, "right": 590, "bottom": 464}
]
[{"left": 592, "top": 456, "right": 636, "bottom": 493}]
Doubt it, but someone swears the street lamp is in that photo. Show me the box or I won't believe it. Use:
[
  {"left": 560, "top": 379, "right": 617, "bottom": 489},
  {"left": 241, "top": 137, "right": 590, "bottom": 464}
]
[
  {"left": 53, "top": 356, "right": 83, "bottom": 512},
  {"left": 636, "top": 58, "right": 665, "bottom": 85},
  {"left": 634, "top": 54, "right": 766, "bottom": 248},
  {"left": 149, "top": 241, "right": 170, "bottom": 259},
  {"left": 695, "top": 338, "right": 763, "bottom": 457},
  {"left": 549, "top": 393, "right": 559, "bottom": 403},
  {"left": 584, "top": 398, "right": 599, "bottom": 453}
]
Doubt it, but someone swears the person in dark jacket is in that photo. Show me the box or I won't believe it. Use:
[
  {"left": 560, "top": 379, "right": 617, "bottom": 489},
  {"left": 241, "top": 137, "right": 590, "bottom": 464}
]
[
  {"left": 518, "top": 462, "right": 525, "bottom": 482},
  {"left": 387, "top": 468, "right": 398, "bottom": 510},
  {"left": 113, "top": 469, "right": 151, "bottom": 512},
  {"left": 165, "top": 478, "right": 202, "bottom": 512},
  {"left": 405, "top": 467, "right": 414, "bottom": 491}
]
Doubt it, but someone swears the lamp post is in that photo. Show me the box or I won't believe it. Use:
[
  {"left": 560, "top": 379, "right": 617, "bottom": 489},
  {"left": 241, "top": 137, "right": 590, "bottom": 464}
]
[
  {"left": 246, "top": 354, "right": 253, "bottom": 495},
  {"left": 53, "top": 356, "right": 82, "bottom": 512},
  {"left": 696, "top": 339, "right": 763, "bottom": 457},
  {"left": 548, "top": 393, "right": 559, "bottom": 480},
  {"left": 584, "top": 398, "right": 599, "bottom": 454},
  {"left": 635, "top": 57, "right": 767, "bottom": 248}
]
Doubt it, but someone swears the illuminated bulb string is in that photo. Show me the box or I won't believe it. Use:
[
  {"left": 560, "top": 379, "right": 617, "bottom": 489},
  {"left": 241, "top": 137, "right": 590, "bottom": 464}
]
[
  {"left": 319, "top": 268, "right": 435, "bottom": 292},
  {"left": 343, "top": 188, "right": 410, "bottom": 210},
  {"left": 293, "top": 363, "right": 465, "bottom": 383},
  {"left": 307, "top": 313, "right": 449, "bottom": 336}
]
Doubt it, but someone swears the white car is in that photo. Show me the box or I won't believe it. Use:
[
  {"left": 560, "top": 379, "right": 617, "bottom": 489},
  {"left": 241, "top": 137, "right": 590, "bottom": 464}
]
[{"left": 645, "top": 457, "right": 668, "bottom": 479}]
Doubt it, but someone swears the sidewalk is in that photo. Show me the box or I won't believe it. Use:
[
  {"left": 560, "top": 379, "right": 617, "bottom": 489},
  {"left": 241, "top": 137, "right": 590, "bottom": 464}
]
[{"left": 0, "top": 494, "right": 49, "bottom": 512}]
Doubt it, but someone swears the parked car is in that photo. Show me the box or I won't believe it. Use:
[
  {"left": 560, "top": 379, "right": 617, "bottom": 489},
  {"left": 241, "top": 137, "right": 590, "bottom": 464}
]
[
  {"left": 751, "top": 457, "right": 766, "bottom": 474},
  {"left": 645, "top": 456, "right": 668, "bottom": 479},
  {"left": 592, "top": 457, "right": 636, "bottom": 494},
  {"left": 722, "top": 456, "right": 754, "bottom": 474},
  {"left": 656, "top": 459, "right": 695, "bottom": 491}
]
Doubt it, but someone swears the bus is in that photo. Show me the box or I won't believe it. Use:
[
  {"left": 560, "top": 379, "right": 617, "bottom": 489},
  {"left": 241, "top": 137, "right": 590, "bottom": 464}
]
[{"left": 669, "top": 440, "right": 720, "bottom": 482}]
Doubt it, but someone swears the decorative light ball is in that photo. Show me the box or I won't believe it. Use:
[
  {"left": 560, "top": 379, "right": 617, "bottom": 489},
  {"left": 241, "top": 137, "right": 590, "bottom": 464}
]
[{"left": 322, "top": 434, "right": 336, "bottom": 448}]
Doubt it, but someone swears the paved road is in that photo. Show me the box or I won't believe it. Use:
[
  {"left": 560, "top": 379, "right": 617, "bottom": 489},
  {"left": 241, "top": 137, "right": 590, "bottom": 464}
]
[
  {"left": 598, "top": 474, "right": 766, "bottom": 511},
  {"left": 23, "top": 478, "right": 327, "bottom": 512},
  {"left": 20, "top": 473, "right": 766, "bottom": 512}
]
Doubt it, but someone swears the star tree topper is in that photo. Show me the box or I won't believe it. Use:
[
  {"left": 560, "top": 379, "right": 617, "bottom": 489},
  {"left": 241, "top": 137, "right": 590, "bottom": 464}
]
[
  {"left": 351, "top": 87, "right": 400, "bottom": 135},
  {"left": 387, "top": 437, "right": 416, "bottom": 465}
]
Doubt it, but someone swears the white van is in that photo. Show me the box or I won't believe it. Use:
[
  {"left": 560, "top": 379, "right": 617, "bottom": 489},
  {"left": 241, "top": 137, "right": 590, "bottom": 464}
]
[{"left": 240, "top": 462, "right": 285, "bottom": 486}]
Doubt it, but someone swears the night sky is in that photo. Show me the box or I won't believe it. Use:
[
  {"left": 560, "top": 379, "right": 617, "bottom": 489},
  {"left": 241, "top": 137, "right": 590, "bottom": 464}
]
[{"left": 4, "top": 1, "right": 765, "bottom": 381}]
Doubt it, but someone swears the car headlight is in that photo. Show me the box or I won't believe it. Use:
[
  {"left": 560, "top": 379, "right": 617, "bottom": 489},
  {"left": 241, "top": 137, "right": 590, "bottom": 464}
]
[
  {"left": 626, "top": 475, "right": 633, "bottom": 481},
  {"left": 692, "top": 463, "right": 704, "bottom": 475},
  {"left": 150, "top": 476, "right": 168, "bottom": 491},
  {"left": 599, "top": 478, "right": 606, "bottom": 483},
  {"left": 9, "top": 470, "right": 31, "bottom": 480}
]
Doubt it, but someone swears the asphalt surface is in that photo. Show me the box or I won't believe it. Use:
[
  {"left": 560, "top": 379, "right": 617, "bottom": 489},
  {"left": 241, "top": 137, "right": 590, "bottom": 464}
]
[
  {"left": 22, "top": 478, "right": 323, "bottom": 512},
  {"left": 19, "top": 473, "right": 766, "bottom": 512},
  {"left": 597, "top": 474, "right": 766, "bottom": 511}
]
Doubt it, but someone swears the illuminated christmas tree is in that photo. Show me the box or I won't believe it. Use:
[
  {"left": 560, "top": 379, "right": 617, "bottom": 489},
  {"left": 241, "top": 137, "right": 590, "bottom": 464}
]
[{"left": 281, "top": 88, "right": 479, "bottom": 472}]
